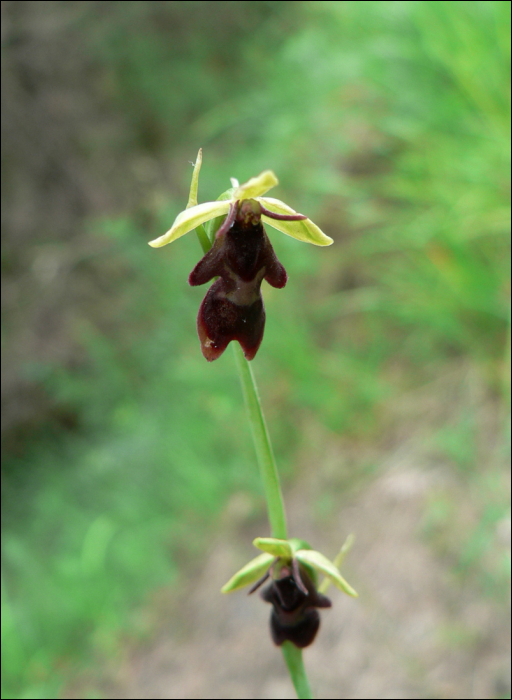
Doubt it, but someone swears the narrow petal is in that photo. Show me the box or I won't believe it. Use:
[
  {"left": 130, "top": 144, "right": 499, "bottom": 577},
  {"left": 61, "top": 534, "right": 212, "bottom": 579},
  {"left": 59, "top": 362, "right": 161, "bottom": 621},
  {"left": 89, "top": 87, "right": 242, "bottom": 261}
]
[
  {"left": 258, "top": 197, "right": 333, "bottom": 246},
  {"left": 221, "top": 552, "right": 275, "bottom": 593},
  {"left": 292, "top": 557, "right": 309, "bottom": 595},
  {"left": 296, "top": 549, "right": 358, "bottom": 598},
  {"left": 205, "top": 187, "right": 236, "bottom": 240},
  {"left": 259, "top": 203, "right": 307, "bottom": 221},
  {"left": 148, "top": 200, "right": 231, "bottom": 248},
  {"left": 213, "top": 201, "right": 238, "bottom": 240},
  {"left": 253, "top": 537, "right": 293, "bottom": 559},
  {"left": 233, "top": 171, "right": 279, "bottom": 200}
]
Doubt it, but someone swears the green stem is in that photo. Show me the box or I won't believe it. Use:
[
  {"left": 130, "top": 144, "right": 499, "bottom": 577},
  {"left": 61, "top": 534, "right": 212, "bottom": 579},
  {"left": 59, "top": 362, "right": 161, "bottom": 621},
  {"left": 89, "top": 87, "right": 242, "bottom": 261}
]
[
  {"left": 232, "top": 345, "right": 313, "bottom": 699},
  {"left": 193, "top": 228, "right": 286, "bottom": 539},
  {"left": 195, "top": 227, "right": 311, "bottom": 699},
  {"left": 281, "top": 642, "right": 313, "bottom": 699},
  {"left": 195, "top": 223, "right": 211, "bottom": 255},
  {"left": 232, "top": 343, "right": 287, "bottom": 540}
]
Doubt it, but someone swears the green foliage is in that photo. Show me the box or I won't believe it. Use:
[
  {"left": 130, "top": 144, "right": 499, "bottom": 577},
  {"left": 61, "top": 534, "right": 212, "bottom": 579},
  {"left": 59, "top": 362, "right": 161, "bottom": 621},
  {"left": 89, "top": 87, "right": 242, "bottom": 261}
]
[
  {"left": 2, "top": 220, "right": 263, "bottom": 697},
  {"left": 2, "top": 1, "right": 510, "bottom": 697}
]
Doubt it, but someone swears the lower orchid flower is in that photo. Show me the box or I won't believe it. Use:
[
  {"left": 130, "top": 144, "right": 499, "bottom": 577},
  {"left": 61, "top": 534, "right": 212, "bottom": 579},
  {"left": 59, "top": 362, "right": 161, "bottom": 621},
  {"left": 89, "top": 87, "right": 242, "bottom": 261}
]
[
  {"left": 221, "top": 537, "right": 358, "bottom": 649},
  {"left": 260, "top": 560, "right": 332, "bottom": 648}
]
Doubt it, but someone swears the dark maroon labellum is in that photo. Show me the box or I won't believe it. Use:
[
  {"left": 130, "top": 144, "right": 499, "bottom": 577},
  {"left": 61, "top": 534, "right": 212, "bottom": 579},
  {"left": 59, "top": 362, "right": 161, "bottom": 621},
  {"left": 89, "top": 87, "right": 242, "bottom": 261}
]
[
  {"left": 261, "top": 562, "right": 332, "bottom": 648},
  {"left": 189, "top": 200, "right": 288, "bottom": 361}
]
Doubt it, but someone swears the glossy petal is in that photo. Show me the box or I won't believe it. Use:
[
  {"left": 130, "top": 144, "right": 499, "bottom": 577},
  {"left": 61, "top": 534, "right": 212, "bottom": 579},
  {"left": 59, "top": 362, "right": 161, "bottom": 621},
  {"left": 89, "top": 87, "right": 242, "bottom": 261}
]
[
  {"left": 189, "top": 204, "right": 288, "bottom": 361},
  {"left": 258, "top": 197, "right": 333, "bottom": 246},
  {"left": 148, "top": 200, "right": 231, "bottom": 248},
  {"left": 296, "top": 549, "right": 358, "bottom": 598},
  {"left": 196, "top": 279, "right": 265, "bottom": 361},
  {"left": 221, "top": 552, "right": 275, "bottom": 593},
  {"left": 253, "top": 537, "right": 293, "bottom": 559},
  {"left": 233, "top": 170, "right": 279, "bottom": 200},
  {"left": 261, "top": 563, "right": 332, "bottom": 648}
]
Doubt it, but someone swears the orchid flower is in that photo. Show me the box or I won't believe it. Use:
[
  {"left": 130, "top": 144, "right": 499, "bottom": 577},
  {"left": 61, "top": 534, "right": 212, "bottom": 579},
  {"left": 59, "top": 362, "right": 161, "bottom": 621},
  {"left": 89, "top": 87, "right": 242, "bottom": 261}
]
[
  {"left": 148, "top": 153, "right": 333, "bottom": 249},
  {"left": 148, "top": 151, "right": 332, "bottom": 361},
  {"left": 221, "top": 536, "right": 357, "bottom": 648}
]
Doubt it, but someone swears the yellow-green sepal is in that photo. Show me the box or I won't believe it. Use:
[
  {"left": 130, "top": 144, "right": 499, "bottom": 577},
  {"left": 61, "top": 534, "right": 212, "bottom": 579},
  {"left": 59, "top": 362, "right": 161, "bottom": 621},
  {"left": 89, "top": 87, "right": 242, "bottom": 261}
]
[
  {"left": 253, "top": 537, "right": 293, "bottom": 560},
  {"left": 221, "top": 552, "right": 275, "bottom": 593},
  {"left": 287, "top": 538, "right": 312, "bottom": 556},
  {"left": 318, "top": 534, "right": 355, "bottom": 595},
  {"left": 186, "top": 149, "right": 202, "bottom": 209},
  {"left": 233, "top": 170, "right": 279, "bottom": 200},
  {"left": 296, "top": 549, "right": 358, "bottom": 598},
  {"left": 149, "top": 200, "right": 231, "bottom": 248}
]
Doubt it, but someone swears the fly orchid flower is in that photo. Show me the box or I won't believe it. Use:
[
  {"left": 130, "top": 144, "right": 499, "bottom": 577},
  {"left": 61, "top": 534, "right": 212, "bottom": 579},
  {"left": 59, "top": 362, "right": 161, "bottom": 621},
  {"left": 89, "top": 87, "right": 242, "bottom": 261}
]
[
  {"left": 221, "top": 536, "right": 357, "bottom": 649},
  {"left": 148, "top": 150, "right": 333, "bottom": 361}
]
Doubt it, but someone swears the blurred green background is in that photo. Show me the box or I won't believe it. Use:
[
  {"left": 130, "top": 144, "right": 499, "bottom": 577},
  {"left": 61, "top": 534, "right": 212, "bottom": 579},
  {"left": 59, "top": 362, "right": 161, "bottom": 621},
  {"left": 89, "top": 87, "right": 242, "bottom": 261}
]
[{"left": 1, "top": 1, "right": 510, "bottom": 698}]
